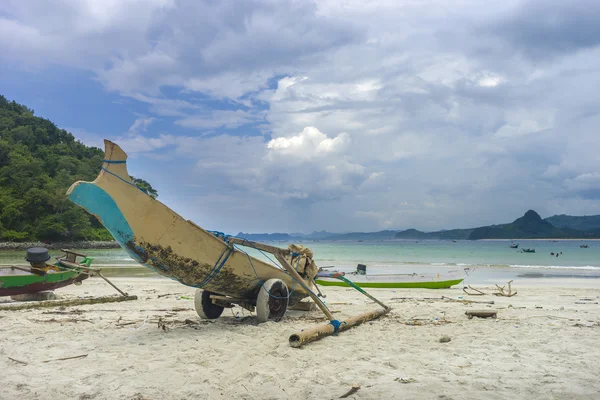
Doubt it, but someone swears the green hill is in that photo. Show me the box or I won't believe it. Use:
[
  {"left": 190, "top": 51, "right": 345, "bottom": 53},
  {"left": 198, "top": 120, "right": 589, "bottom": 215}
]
[
  {"left": 545, "top": 214, "right": 600, "bottom": 231},
  {"left": 395, "top": 210, "right": 600, "bottom": 240},
  {"left": 468, "top": 210, "right": 566, "bottom": 239},
  {"left": 0, "top": 95, "right": 156, "bottom": 242}
]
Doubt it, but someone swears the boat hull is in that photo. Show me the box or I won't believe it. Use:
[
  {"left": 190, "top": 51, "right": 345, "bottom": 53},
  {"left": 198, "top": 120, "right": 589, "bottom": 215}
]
[
  {"left": 0, "top": 270, "right": 88, "bottom": 296},
  {"left": 315, "top": 277, "right": 464, "bottom": 289},
  {"left": 67, "top": 140, "right": 308, "bottom": 302}
]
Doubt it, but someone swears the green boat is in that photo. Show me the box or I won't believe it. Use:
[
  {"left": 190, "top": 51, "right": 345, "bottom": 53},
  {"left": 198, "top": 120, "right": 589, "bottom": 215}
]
[
  {"left": 0, "top": 248, "right": 91, "bottom": 297},
  {"left": 315, "top": 265, "right": 468, "bottom": 289}
]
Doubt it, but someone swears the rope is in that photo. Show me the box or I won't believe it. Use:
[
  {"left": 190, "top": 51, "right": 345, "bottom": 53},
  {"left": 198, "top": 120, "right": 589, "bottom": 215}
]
[
  {"left": 195, "top": 244, "right": 235, "bottom": 288},
  {"left": 103, "top": 159, "right": 127, "bottom": 164},
  {"left": 206, "top": 230, "right": 329, "bottom": 310},
  {"left": 329, "top": 319, "right": 345, "bottom": 332},
  {"left": 100, "top": 167, "right": 147, "bottom": 194}
]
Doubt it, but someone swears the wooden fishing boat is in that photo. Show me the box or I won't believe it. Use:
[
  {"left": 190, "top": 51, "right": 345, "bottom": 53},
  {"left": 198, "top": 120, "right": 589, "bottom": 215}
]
[
  {"left": 67, "top": 140, "right": 315, "bottom": 322},
  {"left": 0, "top": 249, "right": 90, "bottom": 297},
  {"left": 316, "top": 265, "right": 467, "bottom": 289},
  {"left": 67, "top": 140, "right": 394, "bottom": 346}
]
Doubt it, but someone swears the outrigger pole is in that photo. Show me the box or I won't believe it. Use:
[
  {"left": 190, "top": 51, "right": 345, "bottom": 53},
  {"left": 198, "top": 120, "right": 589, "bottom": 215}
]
[{"left": 227, "top": 237, "right": 391, "bottom": 347}]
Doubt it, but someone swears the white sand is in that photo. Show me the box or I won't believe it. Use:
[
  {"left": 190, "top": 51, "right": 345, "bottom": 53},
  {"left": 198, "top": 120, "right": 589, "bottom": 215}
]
[{"left": 1, "top": 277, "right": 600, "bottom": 400}]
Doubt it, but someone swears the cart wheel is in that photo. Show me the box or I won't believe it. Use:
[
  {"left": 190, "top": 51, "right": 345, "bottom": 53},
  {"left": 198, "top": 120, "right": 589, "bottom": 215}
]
[
  {"left": 194, "top": 289, "right": 224, "bottom": 319},
  {"left": 256, "top": 279, "right": 289, "bottom": 323}
]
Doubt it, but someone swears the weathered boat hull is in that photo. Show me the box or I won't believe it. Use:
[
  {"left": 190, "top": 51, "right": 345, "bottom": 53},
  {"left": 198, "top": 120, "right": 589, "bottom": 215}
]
[
  {"left": 0, "top": 269, "right": 88, "bottom": 296},
  {"left": 67, "top": 140, "right": 307, "bottom": 302}
]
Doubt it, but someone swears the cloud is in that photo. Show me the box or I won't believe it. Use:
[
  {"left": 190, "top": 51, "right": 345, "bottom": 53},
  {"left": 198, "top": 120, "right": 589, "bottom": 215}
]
[
  {"left": 128, "top": 117, "right": 155, "bottom": 134},
  {"left": 4, "top": 0, "right": 600, "bottom": 232}
]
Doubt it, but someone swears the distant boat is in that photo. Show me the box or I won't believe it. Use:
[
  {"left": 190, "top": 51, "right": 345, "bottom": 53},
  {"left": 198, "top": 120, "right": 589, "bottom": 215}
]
[
  {"left": 580, "top": 244, "right": 589, "bottom": 248},
  {"left": 315, "top": 265, "right": 468, "bottom": 289},
  {"left": 521, "top": 248, "right": 535, "bottom": 253},
  {"left": 509, "top": 243, "right": 519, "bottom": 249}
]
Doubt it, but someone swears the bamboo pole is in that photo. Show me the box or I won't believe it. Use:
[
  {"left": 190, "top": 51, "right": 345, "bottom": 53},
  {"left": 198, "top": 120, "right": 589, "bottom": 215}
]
[
  {"left": 221, "top": 237, "right": 291, "bottom": 256},
  {"left": 0, "top": 295, "right": 138, "bottom": 311},
  {"left": 289, "top": 307, "right": 390, "bottom": 347},
  {"left": 273, "top": 252, "right": 335, "bottom": 321}
]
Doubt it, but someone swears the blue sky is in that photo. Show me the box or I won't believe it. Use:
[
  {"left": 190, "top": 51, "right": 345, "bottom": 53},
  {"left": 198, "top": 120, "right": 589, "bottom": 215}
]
[{"left": 2, "top": 0, "right": 600, "bottom": 233}]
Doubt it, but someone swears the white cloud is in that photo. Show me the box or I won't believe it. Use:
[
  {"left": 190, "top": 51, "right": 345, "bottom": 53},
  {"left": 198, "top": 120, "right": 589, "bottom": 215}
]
[
  {"left": 128, "top": 117, "right": 155, "bottom": 135},
  {"left": 3, "top": 0, "right": 600, "bottom": 232}
]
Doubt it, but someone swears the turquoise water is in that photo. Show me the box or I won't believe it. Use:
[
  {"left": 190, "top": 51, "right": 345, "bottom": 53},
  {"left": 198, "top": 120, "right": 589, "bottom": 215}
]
[{"left": 2, "top": 239, "right": 599, "bottom": 283}]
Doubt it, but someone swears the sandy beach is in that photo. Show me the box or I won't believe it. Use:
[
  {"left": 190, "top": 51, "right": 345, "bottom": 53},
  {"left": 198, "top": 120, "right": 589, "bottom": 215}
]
[{"left": 1, "top": 276, "right": 599, "bottom": 400}]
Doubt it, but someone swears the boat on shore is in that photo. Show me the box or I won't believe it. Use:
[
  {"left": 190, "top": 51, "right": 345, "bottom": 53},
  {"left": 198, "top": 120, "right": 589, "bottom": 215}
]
[
  {"left": 0, "top": 248, "right": 91, "bottom": 296},
  {"left": 67, "top": 140, "right": 318, "bottom": 322},
  {"left": 316, "top": 264, "right": 468, "bottom": 289}
]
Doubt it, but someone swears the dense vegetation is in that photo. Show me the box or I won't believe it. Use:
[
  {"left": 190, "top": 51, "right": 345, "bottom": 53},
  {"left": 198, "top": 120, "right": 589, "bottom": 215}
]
[{"left": 0, "top": 95, "right": 156, "bottom": 242}]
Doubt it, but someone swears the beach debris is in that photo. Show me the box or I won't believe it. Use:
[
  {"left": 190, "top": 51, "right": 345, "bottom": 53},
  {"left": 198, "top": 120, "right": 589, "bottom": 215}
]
[
  {"left": 494, "top": 280, "right": 517, "bottom": 297},
  {"left": 463, "top": 285, "right": 485, "bottom": 296},
  {"left": 157, "top": 317, "right": 169, "bottom": 331},
  {"left": 157, "top": 293, "right": 183, "bottom": 298},
  {"left": 8, "top": 356, "right": 28, "bottom": 365},
  {"left": 439, "top": 335, "right": 451, "bottom": 343},
  {"left": 395, "top": 377, "right": 417, "bottom": 384},
  {"left": 465, "top": 310, "right": 497, "bottom": 319},
  {"left": 28, "top": 317, "right": 93, "bottom": 324},
  {"left": 42, "top": 354, "right": 88, "bottom": 363},
  {"left": 440, "top": 296, "right": 494, "bottom": 305},
  {"left": 0, "top": 295, "right": 138, "bottom": 311},
  {"left": 339, "top": 385, "right": 361, "bottom": 398}
]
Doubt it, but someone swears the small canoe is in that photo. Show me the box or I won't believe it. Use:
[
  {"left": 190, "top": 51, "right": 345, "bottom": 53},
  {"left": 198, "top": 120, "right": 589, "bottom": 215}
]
[
  {"left": 315, "top": 270, "right": 466, "bottom": 289},
  {"left": 0, "top": 267, "right": 88, "bottom": 297}
]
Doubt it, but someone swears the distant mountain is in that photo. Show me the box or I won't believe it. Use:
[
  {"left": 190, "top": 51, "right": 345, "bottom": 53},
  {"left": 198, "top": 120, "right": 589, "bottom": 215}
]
[
  {"left": 395, "top": 210, "right": 600, "bottom": 240},
  {"left": 394, "top": 228, "right": 472, "bottom": 240},
  {"left": 545, "top": 214, "right": 600, "bottom": 231},
  {"left": 235, "top": 232, "right": 295, "bottom": 241},
  {"left": 468, "top": 210, "right": 565, "bottom": 239},
  {"left": 289, "top": 230, "right": 336, "bottom": 240},
  {"left": 324, "top": 230, "right": 398, "bottom": 241}
]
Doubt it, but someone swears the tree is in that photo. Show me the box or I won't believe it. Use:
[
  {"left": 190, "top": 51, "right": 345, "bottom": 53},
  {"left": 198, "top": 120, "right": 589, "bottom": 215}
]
[
  {"left": 0, "top": 94, "right": 159, "bottom": 241},
  {"left": 131, "top": 177, "right": 158, "bottom": 199}
]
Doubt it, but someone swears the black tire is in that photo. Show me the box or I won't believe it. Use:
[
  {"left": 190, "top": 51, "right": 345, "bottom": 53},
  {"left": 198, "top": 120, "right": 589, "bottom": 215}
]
[
  {"left": 194, "top": 289, "right": 224, "bottom": 319},
  {"left": 256, "top": 279, "right": 289, "bottom": 323}
]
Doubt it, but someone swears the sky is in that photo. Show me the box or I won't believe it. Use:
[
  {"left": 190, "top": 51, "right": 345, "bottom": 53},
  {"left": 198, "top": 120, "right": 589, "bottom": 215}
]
[{"left": 2, "top": 0, "right": 600, "bottom": 234}]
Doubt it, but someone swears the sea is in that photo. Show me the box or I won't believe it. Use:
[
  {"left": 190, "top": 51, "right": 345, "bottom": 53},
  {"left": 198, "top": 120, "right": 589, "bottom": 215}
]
[{"left": 2, "top": 239, "right": 600, "bottom": 285}]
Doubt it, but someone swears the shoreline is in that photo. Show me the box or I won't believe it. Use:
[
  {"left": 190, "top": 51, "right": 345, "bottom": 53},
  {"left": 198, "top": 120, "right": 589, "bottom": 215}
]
[{"left": 0, "top": 241, "right": 120, "bottom": 250}]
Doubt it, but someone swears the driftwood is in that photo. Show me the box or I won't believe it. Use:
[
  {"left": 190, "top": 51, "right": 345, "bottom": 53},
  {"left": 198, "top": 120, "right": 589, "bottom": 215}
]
[
  {"left": 339, "top": 385, "right": 361, "bottom": 399},
  {"left": 391, "top": 296, "right": 494, "bottom": 305},
  {"left": 0, "top": 295, "right": 137, "bottom": 311},
  {"left": 42, "top": 354, "right": 88, "bottom": 363},
  {"left": 8, "top": 356, "right": 28, "bottom": 365},
  {"left": 463, "top": 285, "right": 485, "bottom": 296},
  {"left": 465, "top": 310, "right": 497, "bottom": 319},
  {"left": 494, "top": 280, "right": 517, "bottom": 297},
  {"left": 441, "top": 296, "right": 494, "bottom": 305}
]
